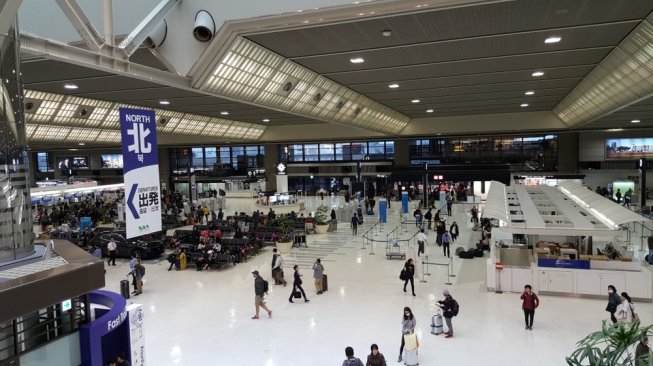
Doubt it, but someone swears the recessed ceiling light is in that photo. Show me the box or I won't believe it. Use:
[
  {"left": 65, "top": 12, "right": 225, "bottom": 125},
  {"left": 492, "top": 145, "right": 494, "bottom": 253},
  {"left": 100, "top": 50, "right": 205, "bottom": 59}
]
[
  {"left": 411, "top": 99, "right": 420, "bottom": 103},
  {"left": 520, "top": 103, "right": 529, "bottom": 107},
  {"left": 388, "top": 83, "right": 399, "bottom": 89},
  {"left": 220, "top": 111, "right": 229, "bottom": 115},
  {"left": 544, "top": 36, "right": 562, "bottom": 44},
  {"left": 350, "top": 57, "right": 365, "bottom": 64},
  {"left": 426, "top": 109, "right": 434, "bottom": 113},
  {"left": 607, "top": 128, "right": 624, "bottom": 132},
  {"left": 78, "top": 142, "right": 85, "bottom": 146},
  {"left": 524, "top": 91, "right": 535, "bottom": 96},
  {"left": 159, "top": 100, "right": 170, "bottom": 105},
  {"left": 64, "top": 83, "right": 78, "bottom": 90},
  {"left": 68, "top": 148, "right": 78, "bottom": 151},
  {"left": 532, "top": 71, "right": 544, "bottom": 77},
  {"left": 631, "top": 119, "right": 641, "bottom": 123},
  {"left": 262, "top": 118, "right": 270, "bottom": 122},
  {"left": 381, "top": 29, "right": 392, "bottom": 37}
]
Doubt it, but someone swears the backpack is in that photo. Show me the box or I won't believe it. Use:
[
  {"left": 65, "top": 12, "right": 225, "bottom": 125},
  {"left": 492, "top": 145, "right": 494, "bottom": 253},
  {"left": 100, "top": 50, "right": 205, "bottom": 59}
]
[
  {"left": 138, "top": 265, "right": 146, "bottom": 277},
  {"left": 263, "top": 279, "right": 269, "bottom": 293},
  {"left": 452, "top": 299, "right": 459, "bottom": 316}
]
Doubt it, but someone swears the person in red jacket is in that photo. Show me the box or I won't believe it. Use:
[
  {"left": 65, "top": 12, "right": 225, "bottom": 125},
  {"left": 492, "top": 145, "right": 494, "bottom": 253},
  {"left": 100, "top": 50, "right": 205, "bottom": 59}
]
[{"left": 520, "top": 285, "right": 539, "bottom": 330}]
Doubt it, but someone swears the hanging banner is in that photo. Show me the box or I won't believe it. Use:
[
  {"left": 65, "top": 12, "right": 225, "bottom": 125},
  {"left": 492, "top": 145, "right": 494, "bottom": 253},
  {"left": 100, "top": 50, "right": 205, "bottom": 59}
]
[{"left": 119, "top": 108, "right": 161, "bottom": 238}]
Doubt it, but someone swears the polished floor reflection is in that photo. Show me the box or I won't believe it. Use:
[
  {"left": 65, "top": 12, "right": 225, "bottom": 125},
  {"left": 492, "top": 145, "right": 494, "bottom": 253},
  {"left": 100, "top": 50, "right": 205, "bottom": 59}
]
[{"left": 101, "top": 196, "right": 652, "bottom": 365}]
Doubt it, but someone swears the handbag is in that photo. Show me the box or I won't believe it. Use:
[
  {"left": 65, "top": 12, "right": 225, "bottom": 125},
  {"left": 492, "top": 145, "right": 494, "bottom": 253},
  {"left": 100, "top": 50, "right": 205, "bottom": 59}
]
[
  {"left": 400, "top": 269, "right": 407, "bottom": 281},
  {"left": 629, "top": 303, "right": 640, "bottom": 324},
  {"left": 293, "top": 291, "right": 302, "bottom": 299}
]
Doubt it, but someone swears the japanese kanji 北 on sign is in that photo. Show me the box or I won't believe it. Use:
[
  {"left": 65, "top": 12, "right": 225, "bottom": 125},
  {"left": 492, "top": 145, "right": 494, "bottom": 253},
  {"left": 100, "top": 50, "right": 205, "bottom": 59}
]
[{"left": 119, "top": 107, "right": 162, "bottom": 239}]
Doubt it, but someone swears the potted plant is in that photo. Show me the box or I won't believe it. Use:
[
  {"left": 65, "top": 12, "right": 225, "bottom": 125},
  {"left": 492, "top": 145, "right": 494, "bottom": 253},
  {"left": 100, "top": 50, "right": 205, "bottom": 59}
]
[
  {"left": 273, "top": 216, "right": 295, "bottom": 254},
  {"left": 314, "top": 205, "right": 330, "bottom": 234},
  {"left": 566, "top": 321, "right": 653, "bottom": 366}
]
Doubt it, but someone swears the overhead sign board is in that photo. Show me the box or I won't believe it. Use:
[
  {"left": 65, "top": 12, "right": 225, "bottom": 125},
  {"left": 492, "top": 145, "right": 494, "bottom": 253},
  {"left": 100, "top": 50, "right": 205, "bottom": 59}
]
[{"left": 119, "top": 108, "right": 161, "bottom": 238}]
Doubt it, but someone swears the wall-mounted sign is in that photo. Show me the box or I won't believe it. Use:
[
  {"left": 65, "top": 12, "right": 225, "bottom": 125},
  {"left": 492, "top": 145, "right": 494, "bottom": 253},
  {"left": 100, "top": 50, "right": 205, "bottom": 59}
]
[
  {"left": 276, "top": 162, "right": 287, "bottom": 175},
  {"left": 606, "top": 138, "right": 653, "bottom": 160}
]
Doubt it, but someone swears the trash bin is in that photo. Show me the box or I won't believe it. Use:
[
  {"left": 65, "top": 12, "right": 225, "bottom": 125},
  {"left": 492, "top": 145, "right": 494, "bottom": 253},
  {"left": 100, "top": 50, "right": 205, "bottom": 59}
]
[{"left": 120, "top": 279, "right": 131, "bottom": 299}]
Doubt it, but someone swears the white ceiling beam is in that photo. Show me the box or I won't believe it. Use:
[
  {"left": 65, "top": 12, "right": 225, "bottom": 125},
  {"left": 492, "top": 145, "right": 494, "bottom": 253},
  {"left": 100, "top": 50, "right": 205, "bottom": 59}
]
[
  {"left": 19, "top": 32, "right": 191, "bottom": 89},
  {"left": 55, "top": 0, "right": 103, "bottom": 51},
  {"left": 118, "top": 0, "right": 181, "bottom": 56},
  {"left": 0, "top": 0, "right": 21, "bottom": 36},
  {"left": 103, "top": 0, "right": 114, "bottom": 46}
]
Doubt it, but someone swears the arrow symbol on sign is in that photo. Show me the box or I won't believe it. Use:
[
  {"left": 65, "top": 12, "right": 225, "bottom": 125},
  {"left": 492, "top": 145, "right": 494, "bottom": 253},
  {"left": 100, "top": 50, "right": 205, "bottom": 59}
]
[{"left": 128, "top": 183, "right": 140, "bottom": 219}]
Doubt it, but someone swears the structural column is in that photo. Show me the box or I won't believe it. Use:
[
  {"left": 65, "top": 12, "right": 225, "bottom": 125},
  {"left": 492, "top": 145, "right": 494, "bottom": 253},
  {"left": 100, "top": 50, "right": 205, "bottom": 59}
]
[{"left": 263, "top": 144, "right": 278, "bottom": 192}]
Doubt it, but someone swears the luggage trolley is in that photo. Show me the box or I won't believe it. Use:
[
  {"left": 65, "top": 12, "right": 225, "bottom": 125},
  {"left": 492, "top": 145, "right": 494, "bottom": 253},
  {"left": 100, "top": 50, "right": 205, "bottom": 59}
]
[{"left": 386, "top": 238, "right": 405, "bottom": 260}]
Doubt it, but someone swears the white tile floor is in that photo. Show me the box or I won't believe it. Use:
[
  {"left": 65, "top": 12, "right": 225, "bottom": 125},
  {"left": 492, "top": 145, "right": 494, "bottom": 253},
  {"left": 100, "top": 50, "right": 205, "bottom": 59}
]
[{"left": 100, "top": 197, "right": 652, "bottom": 366}]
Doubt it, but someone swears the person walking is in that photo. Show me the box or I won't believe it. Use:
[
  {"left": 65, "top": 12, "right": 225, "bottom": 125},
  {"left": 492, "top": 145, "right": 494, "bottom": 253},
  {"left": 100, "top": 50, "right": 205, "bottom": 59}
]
[
  {"left": 416, "top": 229, "right": 427, "bottom": 257},
  {"left": 520, "top": 285, "right": 539, "bottom": 330},
  {"left": 351, "top": 213, "right": 359, "bottom": 235},
  {"left": 271, "top": 248, "right": 287, "bottom": 286},
  {"left": 251, "top": 270, "right": 272, "bottom": 319},
  {"left": 402, "top": 259, "right": 416, "bottom": 296},
  {"left": 366, "top": 344, "right": 387, "bottom": 366},
  {"left": 442, "top": 230, "right": 452, "bottom": 258},
  {"left": 398, "top": 307, "right": 416, "bottom": 362},
  {"left": 617, "top": 292, "right": 636, "bottom": 323},
  {"left": 288, "top": 265, "right": 310, "bottom": 303},
  {"left": 342, "top": 346, "right": 364, "bottom": 366},
  {"left": 312, "top": 258, "right": 325, "bottom": 294},
  {"left": 449, "top": 221, "right": 459, "bottom": 242},
  {"left": 425, "top": 209, "right": 433, "bottom": 230},
  {"left": 107, "top": 238, "right": 117, "bottom": 266},
  {"left": 437, "top": 289, "right": 458, "bottom": 338},
  {"left": 635, "top": 336, "right": 649, "bottom": 366},
  {"left": 436, "top": 220, "right": 446, "bottom": 246},
  {"left": 446, "top": 198, "right": 453, "bottom": 216},
  {"left": 606, "top": 285, "right": 621, "bottom": 324},
  {"left": 128, "top": 259, "right": 144, "bottom": 296}
]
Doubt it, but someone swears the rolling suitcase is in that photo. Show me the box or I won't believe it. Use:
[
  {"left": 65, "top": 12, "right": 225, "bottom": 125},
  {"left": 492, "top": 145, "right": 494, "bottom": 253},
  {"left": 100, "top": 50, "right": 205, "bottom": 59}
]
[
  {"left": 403, "top": 348, "right": 419, "bottom": 366},
  {"left": 431, "top": 313, "right": 443, "bottom": 335},
  {"left": 120, "top": 279, "right": 130, "bottom": 299},
  {"left": 322, "top": 274, "right": 328, "bottom": 292}
]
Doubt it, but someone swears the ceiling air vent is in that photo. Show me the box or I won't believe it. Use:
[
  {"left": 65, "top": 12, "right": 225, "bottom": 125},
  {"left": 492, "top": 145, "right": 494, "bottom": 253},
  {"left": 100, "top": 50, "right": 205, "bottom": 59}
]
[
  {"left": 75, "top": 105, "right": 95, "bottom": 119},
  {"left": 335, "top": 101, "right": 345, "bottom": 110},
  {"left": 278, "top": 78, "right": 299, "bottom": 96},
  {"left": 23, "top": 99, "right": 42, "bottom": 114}
]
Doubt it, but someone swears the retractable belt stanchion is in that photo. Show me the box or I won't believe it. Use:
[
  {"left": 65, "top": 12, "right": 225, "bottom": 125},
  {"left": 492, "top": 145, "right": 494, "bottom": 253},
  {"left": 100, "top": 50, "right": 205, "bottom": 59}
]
[
  {"left": 420, "top": 260, "right": 454, "bottom": 285},
  {"left": 449, "top": 257, "right": 455, "bottom": 278},
  {"left": 420, "top": 256, "right": 428, "bottom": 283}
]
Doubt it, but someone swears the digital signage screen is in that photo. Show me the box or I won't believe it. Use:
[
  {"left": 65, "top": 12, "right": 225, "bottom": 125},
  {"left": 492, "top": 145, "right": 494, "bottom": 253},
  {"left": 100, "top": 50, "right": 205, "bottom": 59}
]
[
  {"left": 606, "top": 138, "right": 653, "bottom": 160},
  {"left": 100, "top": 154, "right": 123, "bottom": 169},
  {"left": 56, "top": 156, "right": 89, "bottom": 170}
]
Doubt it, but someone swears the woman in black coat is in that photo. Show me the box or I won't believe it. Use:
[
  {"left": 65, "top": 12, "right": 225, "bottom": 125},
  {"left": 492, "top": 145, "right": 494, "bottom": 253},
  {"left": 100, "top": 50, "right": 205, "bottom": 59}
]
[
  {"left": 449, "top": 222, "right": 459, "bottom": 242},
  {"left": 606, "top": 285, "right": 621, "bottom": 324},
  {"left": 402, "top": 259, "right": 416, "bottom": 296},
  {"left": 289, "top": 265, "right": 310, "bottom": 303}
]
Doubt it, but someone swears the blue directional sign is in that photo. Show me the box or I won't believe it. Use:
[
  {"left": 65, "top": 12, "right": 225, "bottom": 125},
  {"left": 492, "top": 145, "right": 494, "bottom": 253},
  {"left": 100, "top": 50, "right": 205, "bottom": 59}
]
[{"left": 119, "top": 108, "right": 161, "bottom": 238}]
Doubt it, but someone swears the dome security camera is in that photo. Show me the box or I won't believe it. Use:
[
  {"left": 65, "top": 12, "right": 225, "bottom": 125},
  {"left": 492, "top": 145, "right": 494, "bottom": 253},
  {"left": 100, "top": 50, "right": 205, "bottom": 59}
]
[
  {"left": 159, "top": 118, "right": 168, "bottom": 126},
  {"left": 193, "top": 10, "right": 216, "bottom": 42}
]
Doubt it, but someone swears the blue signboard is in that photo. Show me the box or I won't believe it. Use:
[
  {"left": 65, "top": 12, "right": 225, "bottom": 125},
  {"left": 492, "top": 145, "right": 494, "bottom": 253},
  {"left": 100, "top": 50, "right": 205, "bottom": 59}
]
[
  {"left": 538, "top": 258, "right": 590, "bottom": 269},
  {"left": 379, "top": 198, "right": 387, "bottom": 223},
  {"left": 402, "top": 191, "right": 408, "bottom": 214},
  {"left": 119, "top": 108, "right": 162, "bottom": 238}
]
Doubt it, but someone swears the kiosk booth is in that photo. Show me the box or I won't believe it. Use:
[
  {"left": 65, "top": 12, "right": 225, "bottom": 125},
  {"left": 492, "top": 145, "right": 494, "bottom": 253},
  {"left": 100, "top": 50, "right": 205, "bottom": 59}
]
[{"left": 483, "top": 181, "right": 652, "bottom": 302}]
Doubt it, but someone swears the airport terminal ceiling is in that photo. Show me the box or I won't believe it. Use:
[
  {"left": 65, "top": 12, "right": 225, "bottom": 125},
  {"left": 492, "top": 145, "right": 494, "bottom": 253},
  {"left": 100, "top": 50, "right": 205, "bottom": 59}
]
[{"left": 8, "top": 0, "right": 653, "bottom": 147}]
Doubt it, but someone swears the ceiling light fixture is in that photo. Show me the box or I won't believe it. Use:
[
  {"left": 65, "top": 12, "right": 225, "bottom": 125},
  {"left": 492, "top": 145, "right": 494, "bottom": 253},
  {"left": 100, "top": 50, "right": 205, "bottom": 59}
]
[
  {"left": 411, "top": 99, "right": 420, "bottom": 103},
  {"left": 524, "top": 91, "right": 535, "bottom": 96},
  {"left": 381, "top": 29, "right": 392, "bottom": 37},
  {"left": 520, "top": 103, "right": 529, "bottom": 107},
  {"left": 159, "top": 100, "right": 170, "bottom": 105},
  {"left": 78, "top": 142, "right": 85, "bottom": 146},
  {"left": 64, "top": 83, "right": 78, "bottom": 90},
  {"left": 262, "top": 118, "right": 270, "bottom": 122},
  {"left": 220, "top": 111, "right": 229, "bottom": 115},
  {"left": 388, "top": 83, "right": 399, "bottom": 89},
  {"left": 631, "top": 119, "right": 641, "bottom": 124},
  {"left": 532, "top": 71, "right": 544, "bottom": 77},
  {"left": 426, "top": 109, "right": 434, "bottom": 113},
  {"left": 544, "top": 36, "right": 562, "bottom": 44},
  {"left": 607, "top": 128, "right": 624, "bottom": 132},
  {"left": 350, "top": 57, "right": 365, "bottom": 64}
]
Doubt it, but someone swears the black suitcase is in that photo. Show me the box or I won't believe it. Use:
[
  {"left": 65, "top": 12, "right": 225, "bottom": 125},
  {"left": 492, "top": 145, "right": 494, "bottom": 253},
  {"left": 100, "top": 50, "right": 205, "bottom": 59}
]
[
  {"left": 474, "top": 248, "right": 484, "bottom": 257},
  {"left": 322, "top": 274, "right": 328, "bottom": 291},
  {"left": 120, "top": 279, "right": 131, "bottom": 299},
  {"left": 459, "top": 250, "right": 474, "bottom": 259}
]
